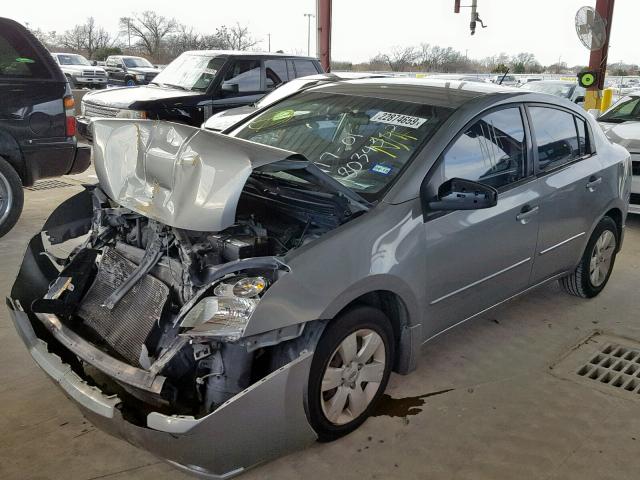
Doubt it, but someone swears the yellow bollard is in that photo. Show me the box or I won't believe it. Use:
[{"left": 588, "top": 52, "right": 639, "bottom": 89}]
[
  {"left": 584, "top": 89, "right": 601, "bottom": 111},
  {"left": 601, "top": 88, "right": 613, "bottom": 112}
]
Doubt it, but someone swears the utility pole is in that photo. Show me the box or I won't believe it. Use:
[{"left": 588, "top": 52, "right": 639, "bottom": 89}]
[
  {"left": 267, "top": 33, "right": 271, "bottom": 52},
  {"left": 584, "top": 0, "right": 615, "bottom": 110},
  {"left": 303, "top": 13, "right": 315, "bottom": 56},
  {"left": 317, "top": 0, "right": 332, "bottom": 71}
]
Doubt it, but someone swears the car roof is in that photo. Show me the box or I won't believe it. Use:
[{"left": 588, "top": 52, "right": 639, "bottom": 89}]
[
  {"left": 181, "top": 50, "right": 318, "bottom": 60},
  {"left": 307, "top": 77, "right": 520, "bottom": 109}
]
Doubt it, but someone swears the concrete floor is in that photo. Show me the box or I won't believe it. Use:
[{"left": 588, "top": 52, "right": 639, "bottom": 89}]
[{"left": 1, "top": 171, "right": 640, "bottom": 480}]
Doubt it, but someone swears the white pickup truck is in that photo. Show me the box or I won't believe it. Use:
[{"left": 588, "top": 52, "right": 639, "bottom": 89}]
[{"left": 52, "top": 52, "right": 108, "bottom": 89}]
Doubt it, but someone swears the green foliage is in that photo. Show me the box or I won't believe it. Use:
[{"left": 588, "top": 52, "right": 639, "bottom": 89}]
[{"left": 93, "top": 47, "right": 122, "bottom": 61}]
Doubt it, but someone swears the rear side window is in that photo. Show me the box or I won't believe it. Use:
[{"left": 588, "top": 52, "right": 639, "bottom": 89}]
[
  {"left": 443, "top": 107, "right": 527, "bottom": 190},
  {"left": 293, "top": 60, "right": 319, "bottom": 78},
  {"left": 529, "top": 107, "right": 581, "bottom": 171},
  {"left": 223, "top": 59, "right": 261, "bottom": 92},
  {"left": 0, "top": 24, "right": 50, "bottom": 79},
  {"left": 265, "top": 59, "right": 288, "bottom": 89}
]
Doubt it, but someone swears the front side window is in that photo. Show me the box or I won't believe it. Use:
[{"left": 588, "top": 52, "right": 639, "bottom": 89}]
[
  {"left": 152, "top": 54, "right": 225, "bottom": 92},
  {"left": 0, "top": 26, "right": 49, "bottom": 79},
  {"left": 265, "top": 59, "right": 288, "bottom": 89},
  {"left": 123, "top": 57, "right": 152, "bottom": 68},
  {"left": 233, "top": 91, "right": 452, "bottom": 199},
  {"left": 529, "top": 107, "right": 580, "bottom": 171},
  {"left": 222, "top": 60, "right": 261, "bottom": 93},
  {"left": 442, "top": 107, "right": 527, "bottom": 190}
]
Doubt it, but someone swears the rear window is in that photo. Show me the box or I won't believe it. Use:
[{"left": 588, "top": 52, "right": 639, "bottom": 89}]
[
  {"left": 233, "top": 91, "right": 452, "bottom": 199},
  {"left": 293, "top": 60, "right": 319, "bottom": 78},
  {"left": 0, "top": 24, "right": 50, "bottom": 79}
]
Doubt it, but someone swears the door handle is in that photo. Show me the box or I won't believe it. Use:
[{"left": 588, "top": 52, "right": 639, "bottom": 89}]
[
  {"left": 586, "top": 176, "right": 602, "bottom": 192},
  {"left": 516, "top": 205, "right": 539, "bottom": 224}
]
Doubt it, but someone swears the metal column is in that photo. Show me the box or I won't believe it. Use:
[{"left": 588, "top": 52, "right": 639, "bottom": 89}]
[
  {"left": 316, "top": 0, "right": 332, "bottom": 72},
  {"left": 584, "top": 0, "right": 615, "bottom": 110}
]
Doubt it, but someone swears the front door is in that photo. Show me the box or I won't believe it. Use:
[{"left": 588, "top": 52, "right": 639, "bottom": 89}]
[{"left": 422, "top": 106, "right": 540, "bottom": 340}]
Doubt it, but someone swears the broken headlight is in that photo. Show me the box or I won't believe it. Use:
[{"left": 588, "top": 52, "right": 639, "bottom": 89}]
[{"left": 180, "top": 276, "right": 267, "bottom": 340}]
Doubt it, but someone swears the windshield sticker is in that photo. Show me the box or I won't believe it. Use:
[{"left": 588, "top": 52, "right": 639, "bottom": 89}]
[
  {"left": 15, "top": 57, "right": 35, "bottom": 64},
  {"left": 371, "top": 164, "right": 392, "bottom": 175},
  {"left": 248, "top": 109, "right": 296, "bottom": 131},
  {"left": 370, "top": 111, "right": 427, "bottom": 129}
]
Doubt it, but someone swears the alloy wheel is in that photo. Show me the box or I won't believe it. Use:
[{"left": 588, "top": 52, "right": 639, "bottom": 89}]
[
  {"left": 320, "top": 329, "right": 386, "bottom": 425},
  {"left": 0, "top": 171, "right": 13, "bottom": 226},
  {"left": 589, "top": 229, "right": 616, "bottom": 287}
]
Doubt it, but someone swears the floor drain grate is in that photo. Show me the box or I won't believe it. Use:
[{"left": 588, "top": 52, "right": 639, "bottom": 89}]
[
  {"left": 26, "top": 180, "right": 74, "bottom": 191},
  {"left": 577, "top": 344, "right": 640, "bottom": 394}
]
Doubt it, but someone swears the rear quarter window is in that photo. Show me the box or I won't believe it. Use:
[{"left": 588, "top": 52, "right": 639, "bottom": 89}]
[
  {"left": 0, "top": 23, "right": 50, "bottom": 79},
  {"left": 293, "top": 60, "right": 319, "bottom": 78}
]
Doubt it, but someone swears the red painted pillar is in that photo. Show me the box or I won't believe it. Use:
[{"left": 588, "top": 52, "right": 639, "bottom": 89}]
[
  {"left": 317, "top": 0, "right": 332, "bottom": 72},
  {"left": 585, "top": 0, "right": 615, "bottom": 109}
]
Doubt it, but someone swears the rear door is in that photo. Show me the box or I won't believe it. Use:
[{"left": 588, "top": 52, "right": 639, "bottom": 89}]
[
  {"left": 264, "top": 58, "right": 289, "bottom": 92},
  {"left": 422, "top": 105, "right": 540, "bottom": 339},
  {"left": 526, "top": 105, "right": 607, "bottom": 283}
]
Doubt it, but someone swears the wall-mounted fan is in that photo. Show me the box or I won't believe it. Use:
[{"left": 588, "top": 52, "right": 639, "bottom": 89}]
[{"left": 575, "top": 6, "right": 607, "bottom": 51}]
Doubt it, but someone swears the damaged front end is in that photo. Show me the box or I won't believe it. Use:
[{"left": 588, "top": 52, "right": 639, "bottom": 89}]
[{"left": 6, "top": 120, "right": 367, "bottom": 478}]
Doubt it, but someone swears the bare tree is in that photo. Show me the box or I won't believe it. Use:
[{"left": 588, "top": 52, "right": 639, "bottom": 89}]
[
  {"left": 60, "top": 25, "right": 86, "bottom": 53},
  {"left": 379, "top": 46, "right": 418, "bottom": 71},
  {"left": 27, "top": 26, "right": 59, "bottom": 50},
  {"left": 121, "top": 11, "right": 177, "bottom": 60},
  {"left": 216, "top": 23, "right": 259, "bottom": 51},
  {"left": 83, "top": 17, "right": 113, "bottom": 59}
]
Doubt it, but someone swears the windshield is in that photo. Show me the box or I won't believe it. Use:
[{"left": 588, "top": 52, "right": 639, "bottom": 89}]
[
  {"left": 521, "top": 82, "right": 575, "bottom": 98},
  {"left": 123, "top": 57, "right": 153, "bottom": 68},
  {"left": 233, "top": 91, "right": 452, "bottom": 199},
  {"left": 152, "top": 54, "right": 225, "bottom": 92},
  {"left": 599, "top": 96, "right": 640, "bottom": 123},
  {"left": 57, "top": 54, "right": 90, "bottom": 66}
]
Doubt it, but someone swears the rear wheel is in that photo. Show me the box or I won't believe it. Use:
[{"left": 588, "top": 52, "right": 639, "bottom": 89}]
[
  {"left": 0, "top": 157, "right": 24, "bottom": 238},
  {"left": 560, "top": 216, "right": 618, "bottom": 298},
  {"left": 307, "top": 306, "right": 394, "bottom": 441}
]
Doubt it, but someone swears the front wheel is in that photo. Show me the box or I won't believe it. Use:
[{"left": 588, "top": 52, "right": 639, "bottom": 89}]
[
  {"left": 125, "top": 78, "right": 136, "bottom": 87},
  {"left": 560, "top": 216, "right": 618, "bottom": 298},
  {"left": 307, "top": 306, "right": 394, "bottom": 441},
  {"left": 0, "top": 157, "right": 24, "bottom": 238}
]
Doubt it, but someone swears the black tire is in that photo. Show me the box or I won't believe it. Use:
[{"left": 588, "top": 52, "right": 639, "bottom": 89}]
[
  {"left": 307, "top": 305, "right": 394, "bottom": 441},
  {"left": 0, "top": 157, "right": 24, "bottom": 238},
  {"left": 560, "top": 216, "right": 618, "bottom": 298}
]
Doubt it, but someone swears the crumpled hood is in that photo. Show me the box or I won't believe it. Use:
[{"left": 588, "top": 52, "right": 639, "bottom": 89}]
[
  {"left": 92, "top": 119, "right": 296, "bottom": 231},
  {"left": 601, "top": 121, "right": 640, "bottom": 153}
]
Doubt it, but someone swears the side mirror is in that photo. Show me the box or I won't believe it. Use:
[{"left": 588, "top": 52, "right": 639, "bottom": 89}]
[
  {"left": 426, "top": 178, "right": 498, "bottom": 211},
  {"left": 222, "top": 82, "right": 239, "bottom": 94},
  {"left": 575, "top": 96, "right": 585, "bottom": 104}
]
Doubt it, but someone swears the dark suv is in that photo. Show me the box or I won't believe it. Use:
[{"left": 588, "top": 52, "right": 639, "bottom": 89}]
[
  {"left": 0, "top": 17, "right": 90, "bottom": 237},
  {"left": 103, "top": 55, "right": 161, "bottom": 86},
  {"left": 78, "top": 51, "right": 323, "bottom": 137}
]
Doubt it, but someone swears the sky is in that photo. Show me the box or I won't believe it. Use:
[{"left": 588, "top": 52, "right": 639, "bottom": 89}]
[{"left": 6, "top": 0, "right": 639, "bottom": 66}]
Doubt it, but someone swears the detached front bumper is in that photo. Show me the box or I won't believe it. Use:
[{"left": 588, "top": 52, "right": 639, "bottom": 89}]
[{"left": 7, "top": 298, "right": 317, "bottom": 479}]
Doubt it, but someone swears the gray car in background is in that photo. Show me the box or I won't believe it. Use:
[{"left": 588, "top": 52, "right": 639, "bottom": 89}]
[
  {"left": 7, "top": 79, "right": 630, "bottom": 478},
  {"left": 597, "top": 94, "right": 640, "bottom": 214},
  {"left": 520, "top": 80, "right": 586, "bottom": 104}
]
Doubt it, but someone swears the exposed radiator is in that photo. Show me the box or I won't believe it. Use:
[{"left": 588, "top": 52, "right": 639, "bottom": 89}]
[{"left": 78, "top": 248, "right": 169, "bottom": 367}]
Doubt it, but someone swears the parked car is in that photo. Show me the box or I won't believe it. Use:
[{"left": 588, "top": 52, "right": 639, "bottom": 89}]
[
  {"left": 597, "top": 94, "right": 640, "bottom": 214},
  {"left": 203, "top": 72, "right": 388, "bottom": 131},
  {"left": 0, "top": 18, "right": 90, "bottom": 237},
  {"left": 520, "top": 80, "right": 586, "bottom": 104},
  {"left": 78, "top": 51, "right": 323, "bottom": 139},
  {"left": 490, "top": 74, "right": 519, "bottom": 86},
  {"left": 103, "top": 55, "right": 161, "bottom": 86},
  {"left": 430, "top": 74, "right": 489, "bottom": 83},
  {"left": 8, "top": 78, "right": 629, "bottom": 477},
  {"left": 51, "top": 52, "right": 107, "bottom": 89}
]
